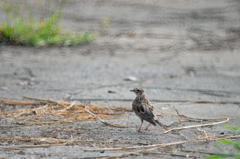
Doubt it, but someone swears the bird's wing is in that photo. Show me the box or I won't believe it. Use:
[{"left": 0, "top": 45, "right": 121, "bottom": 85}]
[{"left": 134, "top": 103, "right": 157, "bottom": 125}]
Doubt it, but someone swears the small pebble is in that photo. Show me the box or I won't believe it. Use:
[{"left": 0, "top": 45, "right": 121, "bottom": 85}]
[
  {"left": 108, "top": 90, "right": 116, "bottom": 93},
  {"left": 0, "top": 86, "right": 8, "bottom": 90},
  {"left": 124, "top": 76, "right": 137, "bottom": 81}
]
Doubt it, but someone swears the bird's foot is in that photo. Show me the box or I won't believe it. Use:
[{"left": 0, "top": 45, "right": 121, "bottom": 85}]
[
  {"left": 137, "top": 129, "right": 145, "bottom": 132},
  {"left": 137, "top": 129, "right": 150, "bottom": 132}
]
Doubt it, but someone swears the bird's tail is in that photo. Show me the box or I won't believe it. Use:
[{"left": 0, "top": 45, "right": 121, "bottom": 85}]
[{"left": 156, "top": 119, "right": 168, "bottom": 130}]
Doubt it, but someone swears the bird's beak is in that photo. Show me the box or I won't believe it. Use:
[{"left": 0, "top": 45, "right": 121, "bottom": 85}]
[{"left": 130, "top": 90, "right": 134, "bottom": 92}]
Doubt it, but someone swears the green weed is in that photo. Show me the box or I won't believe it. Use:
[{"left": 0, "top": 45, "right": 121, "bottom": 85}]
[
  {"left": 204, "top": 123, "right": 240, "bottom": 159},
  {"left": 0, "top": 0, "right": 97, "bottom": 47},
  {"left": 102, "top": 17, "right": 110, "bottom": 30}
]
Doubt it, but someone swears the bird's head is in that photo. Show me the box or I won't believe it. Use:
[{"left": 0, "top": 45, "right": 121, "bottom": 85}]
[{"left": 130, "top": 87, "right": 145, "bottom": 97}]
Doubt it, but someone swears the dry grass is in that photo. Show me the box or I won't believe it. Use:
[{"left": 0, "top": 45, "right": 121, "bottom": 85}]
[{"left": 0, "top": 97, "right": 128, "bottom": 127}]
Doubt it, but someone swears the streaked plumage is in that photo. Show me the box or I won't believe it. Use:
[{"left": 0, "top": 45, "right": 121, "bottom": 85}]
[{"left": 130, "top": 87, "right": 167, "bottom": 131}]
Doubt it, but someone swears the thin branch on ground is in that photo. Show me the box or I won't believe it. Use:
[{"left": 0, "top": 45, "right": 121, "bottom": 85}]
[
  {"left": 0, "top": 144, "right": 66, "bottom": 149},
  {"left": 163, "top": 104, "right": 229, "bottom": 133},
  {"left": 23, "top": 96, "right": 65, "bottom": 107},
  {"left": 0, "top": 100, "right": 37, "bottom": 105},
  {"left": 85, "top": 106, "right": 128, "bottom": 128},
  {"left": 84, "top": 135, "right": 240, "bottom": 152}
]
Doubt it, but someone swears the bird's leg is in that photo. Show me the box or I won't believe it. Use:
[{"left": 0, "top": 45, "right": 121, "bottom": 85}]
[
  {"left": 144, "top": 123, "right": 151, "bottom": 131},
  {"left": 137, "top": 119, "right": 144, "bottom": 132}
]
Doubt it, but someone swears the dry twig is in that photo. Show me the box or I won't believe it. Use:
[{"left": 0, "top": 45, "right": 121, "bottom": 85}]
[
  {"left": 163, "top": 105, "right": 229, "bottom": 133},
  {"left": 85, "top": 106, "right": 128, "bottom": 128},
  {"left": 0, "top": 100, "right": 36, "bottom": 105},
  {"left": 0, "top": 144, "right": 65, "bottom": 149},
  {"left": 23, "top": 96, "right": 65, "bottom": 107},
  {"left": 84, "top": 135, "right": 240, "bottom": 152},
  {"left": 94, "top": 151, "right": 140, "bottom": 159},
  {"left": 153, "top": 101, "right": 228, "bottom": 105}
]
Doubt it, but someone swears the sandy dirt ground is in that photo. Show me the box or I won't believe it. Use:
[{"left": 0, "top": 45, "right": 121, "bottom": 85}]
[{"left": 0, "top": 0, "right": 240, "bottom": 158}]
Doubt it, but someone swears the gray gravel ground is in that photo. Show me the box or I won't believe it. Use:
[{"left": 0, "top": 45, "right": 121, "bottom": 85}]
[{"left": 0, "top": 0, "right": 240, "bottom": 158}]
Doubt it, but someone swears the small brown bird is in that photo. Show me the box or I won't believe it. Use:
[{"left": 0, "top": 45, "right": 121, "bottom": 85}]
[{"left": 130, "top": 87, "right": 167, "bottom": 131}]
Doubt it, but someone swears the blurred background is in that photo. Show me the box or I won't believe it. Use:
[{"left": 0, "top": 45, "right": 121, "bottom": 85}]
[{"left": 0, "top": 0, "right": 239, "bottom": 103}]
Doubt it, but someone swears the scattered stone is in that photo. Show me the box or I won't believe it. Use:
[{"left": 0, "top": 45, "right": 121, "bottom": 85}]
[
  {"left": 108, "top": 90, "right": 116, "bottom": 93},
  {"left": 18, "top": 81, "right": 29, "bottom": 86},
  {"left": 124, "top": 76, "right": 137, "bottom": 81},
  {"left": 0, "top": 86, "right": 8, "bottom": 90}
]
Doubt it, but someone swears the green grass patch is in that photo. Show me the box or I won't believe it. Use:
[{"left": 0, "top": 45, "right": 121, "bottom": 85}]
[
  {"left": 0, "top": 0, "right": 97, "bottom": 47},
  {"left": 203, "top": 123, "right": 240, "bottom": 159}
]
